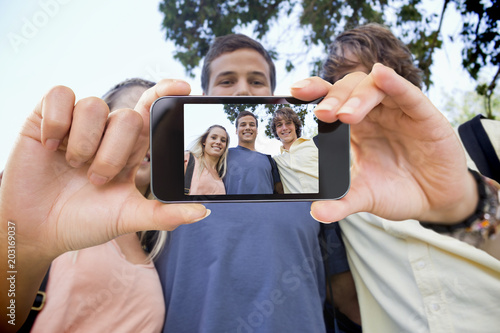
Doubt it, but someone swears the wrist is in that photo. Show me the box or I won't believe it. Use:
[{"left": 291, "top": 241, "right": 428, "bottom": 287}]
[{"left": 420, "top": 170, "right": 500, "bottom": 247}]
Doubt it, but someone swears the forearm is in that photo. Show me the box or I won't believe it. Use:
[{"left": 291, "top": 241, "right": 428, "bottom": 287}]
[{"left": 326, "top": 271, "right": 361, "bottom": 325}]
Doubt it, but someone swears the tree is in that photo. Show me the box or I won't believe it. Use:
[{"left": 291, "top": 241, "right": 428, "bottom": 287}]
[
  {"left": 456, "top": 0, "right": 500, "bottom": 120},
  {"left": 223, "top": 103, "right": 314, "bottom": 138},
  {"left": 159, "top": 0, "right": 499, "bottom": 118},
  {"left": 443, "top": 84, "right": 500, "bottom": 127}
]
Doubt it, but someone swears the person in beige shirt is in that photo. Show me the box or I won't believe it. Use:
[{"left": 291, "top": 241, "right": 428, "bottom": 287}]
[
  {"left": 271, "top": 107, "right": 318, "bottom": 194},
  {"left": 320, "top": 23, "right": 500, "bottom": 332}
]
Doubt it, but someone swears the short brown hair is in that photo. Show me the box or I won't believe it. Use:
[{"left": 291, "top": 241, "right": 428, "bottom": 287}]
[
  {"left": 270, "top": 107, "right": 302, "bottom": 139},
  {"left": 201, "top": 34, "right": 276, "bottom": 94},
  {"left": 235, "top": 110, "right": 258, "bottom": 128},
  {"left": 321, "top": 23, "right": 423, "bottom": 88}
]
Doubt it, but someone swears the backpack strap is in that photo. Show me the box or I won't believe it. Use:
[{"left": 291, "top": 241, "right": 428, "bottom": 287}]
[
  {"left": 17, "top": 267, "right": 50, "bottom": 332},
  {"left": 266, "top": 155, "right": 279, "bottom": 183},
  {"left": 458, "top": 115, "right": 500, "bottom": 183},
  {"left": 184, "top": 152, "right": 195, "bottom": 195},
  {"left": 266, "top": 154, "right": 283, "bottom": 194}
]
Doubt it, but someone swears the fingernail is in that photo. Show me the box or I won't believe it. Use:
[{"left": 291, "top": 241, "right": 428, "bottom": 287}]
[
  {"left": 315, "top": 97, "right": 339, "bottom": 111},
  {"left": 192, "top": 209, "right": 211, "bottom": 222},
  {"left": 310, "top": 211, "right": 332, "bottom": 224},
  {"left": 291, "top": 80, "right": 310, "bottom": 89},
  {"left": 337, "top": 97, "right": 361, "bottom": 115},
  {"left": 89, "top": 173, "right": 109, "bottom": 185},
  {"left": 45, "top": 139, "right": 61, "bottom": 151}
]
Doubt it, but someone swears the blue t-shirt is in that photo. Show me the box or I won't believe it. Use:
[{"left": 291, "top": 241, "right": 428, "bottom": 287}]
[
  {"left": 155, "top": 202, "right": 329, "bottom": 333},
  {"left": 224, "top": 146, "right": 281, "bottom": 194}
]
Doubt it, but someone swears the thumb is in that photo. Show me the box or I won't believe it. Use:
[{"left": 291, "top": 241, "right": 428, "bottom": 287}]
[
  {"left": 119, "top": 197, "right": 210, "bottom": 234},
  {"left": 310, "top": 185, "right": 369, "bottom": 223}
]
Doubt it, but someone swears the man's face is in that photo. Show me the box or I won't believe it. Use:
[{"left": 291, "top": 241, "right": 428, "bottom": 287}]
[
  {"left": 206, "top": 48, "right": 272, "bottom": 96},
  {"left": 275, "top": 117, "right": 298, "bottom": 147},
  {"left": 236, "top": 115, "right": 258, "bottom": 145}
]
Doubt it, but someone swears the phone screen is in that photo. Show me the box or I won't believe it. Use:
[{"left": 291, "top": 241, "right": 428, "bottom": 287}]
[{"left": 150, "top": 96, "right": 350, "bottom": 202}]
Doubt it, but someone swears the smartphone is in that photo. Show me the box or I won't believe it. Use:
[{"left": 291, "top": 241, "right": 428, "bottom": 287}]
[{"left": 150, "top": 96, "right": 350, "bottom": 203}]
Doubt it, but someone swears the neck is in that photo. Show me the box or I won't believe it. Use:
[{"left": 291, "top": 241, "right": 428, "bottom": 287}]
[
  {"left": 203, "top": 153, "right": 220, "bottom": 169},
  {"left": 239, "top": 142, "right": 256, "bottom": 151},
  {"left": 282, "top": 138, "right": 297, "bottom": 151}
]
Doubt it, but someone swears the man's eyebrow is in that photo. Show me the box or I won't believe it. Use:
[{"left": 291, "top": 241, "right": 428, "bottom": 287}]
[
  {"left": 213, "top": 71, "right": 268, "bottom": 84},
  {"left": 214, "top": 71, "right": 236, "bottom": 78},
  {"left": 247, "top": 71, "right": 268, "bottom": 78},
  {"left": 215, "top": 71, "right": 267, "bottom": 77}
]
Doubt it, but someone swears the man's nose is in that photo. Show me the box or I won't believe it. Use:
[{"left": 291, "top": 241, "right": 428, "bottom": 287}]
[{"left": 233, "top": 81, "right": 251, "bottom": 96}]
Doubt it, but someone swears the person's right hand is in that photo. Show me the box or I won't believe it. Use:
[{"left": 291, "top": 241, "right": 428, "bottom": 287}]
[
  {"left": 1, "top": 79, "right": 209, "bottom": 263},
  {"left": 1, "top": 80, "right": 210, "bottom": 330}
]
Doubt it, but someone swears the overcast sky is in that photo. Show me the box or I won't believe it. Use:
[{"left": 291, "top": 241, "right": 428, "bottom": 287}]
[{"left": 0, "top": 0, "right": 482, "bottom": 170}]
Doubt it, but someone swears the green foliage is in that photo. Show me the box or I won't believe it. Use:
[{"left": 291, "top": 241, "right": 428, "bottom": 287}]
[
  {"left": 159, "top": 0, "right": 287, "bottom": 76},
  {"left": 443, "top": 84, "right": 500, "bottom": 127},
  {"left": 223, "top": 103, "right": 312, "bottom": 138},
  {"left": 457, "top": 0, "right": 500, "bottom": 80},
  {"left": 159, "top": 0, "right": 499, "bottom": 117},
  {"left": 454, "top": 0, "right": 500, "bottom": 119}
]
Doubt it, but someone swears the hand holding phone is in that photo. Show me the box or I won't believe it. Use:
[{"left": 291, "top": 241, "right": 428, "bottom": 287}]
[{"left": 150, "top": 96, "right": 350, "bottom": 202}]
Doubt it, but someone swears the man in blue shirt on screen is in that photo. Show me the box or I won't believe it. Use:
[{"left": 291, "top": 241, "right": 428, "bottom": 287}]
[{"left": 224, "top": 110, "right": 283, "bottom": 195}]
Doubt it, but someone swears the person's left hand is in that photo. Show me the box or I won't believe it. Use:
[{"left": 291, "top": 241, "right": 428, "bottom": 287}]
[{"left": 290, "top": 63, "right": 477, "bottom": 224}]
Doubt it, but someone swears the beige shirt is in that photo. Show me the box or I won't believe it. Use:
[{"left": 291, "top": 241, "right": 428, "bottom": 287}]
[
  {"left": 185, "top": 152, "right": 225, "bottom": 195},
  {"left": 273, "top": 138, "right": 318, "bottom": 193},
  {"left": 340, "top": 213, "right": 500, "bottom": 332},
  {"left": 32, "top": 240, "right": 165, "bottom": 333}
]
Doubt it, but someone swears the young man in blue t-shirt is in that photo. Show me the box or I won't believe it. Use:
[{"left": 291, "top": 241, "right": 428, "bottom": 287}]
[
  {"left": 154, "top": 34, "right": 356, "bottom": 332},
  {"left": 224, "top": 110, "right": 283, "bottom": 195}
]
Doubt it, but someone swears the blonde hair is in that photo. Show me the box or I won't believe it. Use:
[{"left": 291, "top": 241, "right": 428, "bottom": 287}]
[{"left": 189, "top": 125, "right": 229, "bottom": 179}]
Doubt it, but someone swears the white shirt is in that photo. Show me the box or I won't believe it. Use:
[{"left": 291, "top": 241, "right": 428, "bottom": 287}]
[
  {"left": 274, "top": 138, "right": 318, "bottom": 193},
  {"left": 340, "top": 213, "right": 500, "bottom": 332}
]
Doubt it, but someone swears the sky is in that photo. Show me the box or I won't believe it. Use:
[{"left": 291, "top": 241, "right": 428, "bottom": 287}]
[{"left": 0, "top": 0, "right": 483, "bottom": 170}]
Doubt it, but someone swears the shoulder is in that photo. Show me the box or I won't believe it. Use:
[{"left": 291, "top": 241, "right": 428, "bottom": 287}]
[
  {"left": 296, "top": 137, "right": 311, "bottom": 145},
  {"left": 296, "top": 137, "right": 317, "bottom": 150},
  {"left": 184, "top": 151, "right": 197, "bottom": 160},
  {"left": 184, "top": 151, "right": 198, "bottom": 168}
]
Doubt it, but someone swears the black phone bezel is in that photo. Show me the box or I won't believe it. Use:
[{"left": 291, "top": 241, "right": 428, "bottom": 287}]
[{"left": 150, "top": 96, "right": 350, "bottom": 203}]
